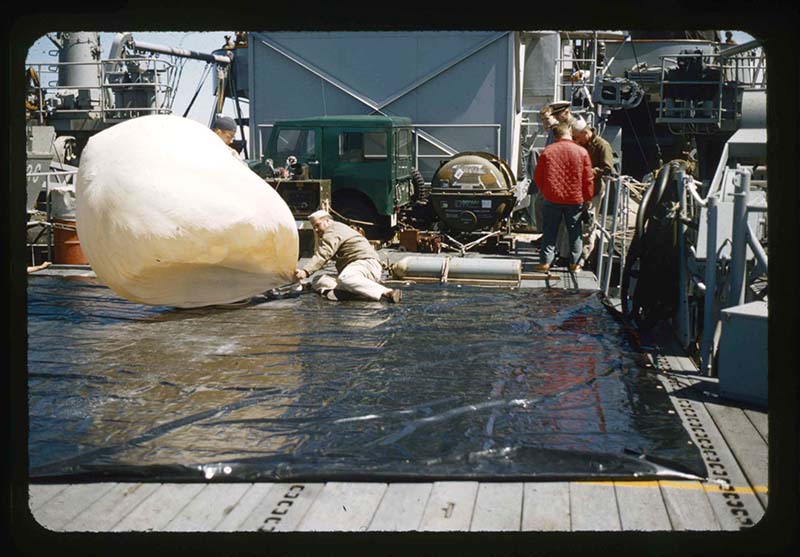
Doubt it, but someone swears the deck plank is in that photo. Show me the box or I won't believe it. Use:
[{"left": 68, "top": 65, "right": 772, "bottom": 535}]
[
  {"left": 418, "top": 481, "right": 479, "bottom": 531},
  {"left": 705, "top": 401, "right": 769, "bottom": 509},
  {"left": 28, "top": 484, "right": 69, "bottom": 512},
  {"left": 61, "top": 482, "right": 161, "bottom": 532},
  {"left": 521, "top": 482, "right": 570, "bottom": 531},
  {"left": 659, "top": 481, "right": 720, "bottom": 530},
  {"left": 163, "top": 483, "right": 253, "bottom": 531},
  {"left": 110, "top": 483, "right": 205, "bottom": 531},
  {"left": 235, "top": 483, "right": 323, "bottom": 532},
  {"left": 367, "top": 483, "right": 432, "bottom": 531},
  {"left": 613, "top": 482, "right": 672, "bottom": 531},
  {"left": 212, "top": 483, "right": 276, "bottom": 531},
  {"left": 470, "top": 482, "right": 523, "bottom": 531},
  {"left": 569, "top": 482, "right": 621, "bottom": 531},
  {"left": 744, "top": 409, "right": 768, "bottom": 443},
  {"left": 660, "top": 373, "right": 766, "bottom": 530},
  {"left": 31, "top": 483, "right": 117, "bottom": 531},
  {"left": 296, "top": 482, "right": 387, "bottom": 532}
]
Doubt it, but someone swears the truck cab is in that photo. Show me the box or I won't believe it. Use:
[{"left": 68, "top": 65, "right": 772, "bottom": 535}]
[{"left": 263, "top": 115, "right": 416, "bottom": 238}]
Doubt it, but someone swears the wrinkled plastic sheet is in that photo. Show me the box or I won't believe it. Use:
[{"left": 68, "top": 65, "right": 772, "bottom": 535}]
[{"left": 27, "top": 276, "right": 706, "bottom": 482}]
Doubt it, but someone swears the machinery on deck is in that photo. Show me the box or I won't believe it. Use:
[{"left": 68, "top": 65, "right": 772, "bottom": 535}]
[{"left": 425, "top": 151, "right": 529, "bottom": 254}]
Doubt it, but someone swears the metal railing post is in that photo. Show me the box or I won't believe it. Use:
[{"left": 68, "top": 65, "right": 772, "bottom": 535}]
[
  {"left": 603, "top": 177, "right": 621, "bottom": 295},
  {"left": 674, "top": 168, "right": 691, "bottom": 348},
  {"left": 618, "top": 177, "right": 628, "bottom": 294},
  {"left": 728, "top": 166, "right": 751, "bottom": 307},
  {"left": 700, "top": 195, "right": 718, "bottom": 375},
  {"left": 595, "top": 176, "right": 610, "bottom": 282}
]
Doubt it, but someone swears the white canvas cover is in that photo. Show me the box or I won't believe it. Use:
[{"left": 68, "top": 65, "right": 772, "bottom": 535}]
[{"left": 76, "top": 115, "right": 298, "bottom": 308}]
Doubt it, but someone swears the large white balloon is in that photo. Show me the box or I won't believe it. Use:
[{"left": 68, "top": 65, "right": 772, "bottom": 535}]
[{"left": 76, "top": 115, "right": 298, "bottom": 308}]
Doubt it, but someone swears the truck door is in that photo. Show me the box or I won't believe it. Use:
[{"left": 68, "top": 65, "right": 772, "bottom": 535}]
[{"left": 331, "top": 127, "right": 392, "bottom": 216}]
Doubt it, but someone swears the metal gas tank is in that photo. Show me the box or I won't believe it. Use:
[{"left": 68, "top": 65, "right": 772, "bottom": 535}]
[{"left": 429, "top": 152, "right": 516, "bottom": 233}]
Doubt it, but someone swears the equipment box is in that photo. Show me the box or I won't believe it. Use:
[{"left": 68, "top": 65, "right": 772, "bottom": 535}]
[
  {"left": 273, "top": 179, "right": 331, "bottom": 219},
  {"left": 717, "top": 300, "right": 768, "bottom": 407}
]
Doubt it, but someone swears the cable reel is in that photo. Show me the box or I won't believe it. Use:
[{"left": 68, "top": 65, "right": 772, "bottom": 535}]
[{"left": 621, "top": 160, "right": 688, "bottom": 329}]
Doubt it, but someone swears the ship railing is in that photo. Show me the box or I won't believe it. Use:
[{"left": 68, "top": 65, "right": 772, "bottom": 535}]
[
  {"left": 554, "top": 32, "right": 601, "bottom": 110},
  {"left": 26, "top": 57, "right": 177, "bottom": 125},
  {"left": 655, "top": 45, "right": 766, "bottom": 129},
  {"left": 676, "top": 167, "right": 766, "bottom": 376},
  {"left": 26, "top": 165, "right": 79, "bottom": 264},
  {"left": 594, "top": 174, "right": 638, "bottom": 298}
]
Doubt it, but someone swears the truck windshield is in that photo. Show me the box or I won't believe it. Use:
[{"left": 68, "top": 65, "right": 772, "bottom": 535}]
[
  {"left": 275, "top": 129, "right": 316, "bottom": 161},
  {"left": 339, "top": 131, "right": 387, "bottom": 162}
]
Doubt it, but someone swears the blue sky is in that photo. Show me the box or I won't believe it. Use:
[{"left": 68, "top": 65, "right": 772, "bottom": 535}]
[{"left": 26, "top": 30, "right": 756, "bottom": 126}]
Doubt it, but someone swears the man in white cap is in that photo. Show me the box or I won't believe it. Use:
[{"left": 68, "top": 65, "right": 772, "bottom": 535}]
[
  {"left": 572, "top": 116, "right": 615, "bottom": 263},
  {"left": 539, "top": 101, "right": 574, "bottom": 146},
  {"left": 294, "top": 210, "right": 402, "bottom": 303}
]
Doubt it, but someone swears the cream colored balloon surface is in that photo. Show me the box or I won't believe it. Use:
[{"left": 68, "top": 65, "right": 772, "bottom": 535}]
[{"left": 76, "top": 115, "right": 298, "bottom": 308}]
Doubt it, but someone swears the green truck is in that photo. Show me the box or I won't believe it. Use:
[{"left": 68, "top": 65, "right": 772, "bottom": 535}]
[{"left": 257, "top": 115, "right": 424, "bottom": 239}]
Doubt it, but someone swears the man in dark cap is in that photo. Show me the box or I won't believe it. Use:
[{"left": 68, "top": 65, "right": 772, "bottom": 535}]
[
  {"left": 212, "top": 114, "right": 237, "bottom": 145},
  {"left": 211, "top": 114, "right": 245, "bottom": 163}
]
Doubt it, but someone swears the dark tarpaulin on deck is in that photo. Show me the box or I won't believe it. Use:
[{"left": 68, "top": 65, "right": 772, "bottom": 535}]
[{"left": 27, "top": 276, "right": 706, "bottom": 482}]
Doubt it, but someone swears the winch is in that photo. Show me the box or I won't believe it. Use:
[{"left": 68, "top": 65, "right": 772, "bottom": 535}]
[{"left": 428, "top": 152, "right": 517, "bottom": 234}]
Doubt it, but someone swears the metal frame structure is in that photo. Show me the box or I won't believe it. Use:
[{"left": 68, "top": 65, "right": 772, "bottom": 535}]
[
  {"left": 247, "top": 31, "right": 521, "bottom": 178},
  {"left": 26, "top": 57, "right": 178, "bottom": 125},
  {"left": 680, "top": 166, "right": 767, "bottom": 375},
  {"left": 656, "top": 42, "right": 767, "bottom": 130}
]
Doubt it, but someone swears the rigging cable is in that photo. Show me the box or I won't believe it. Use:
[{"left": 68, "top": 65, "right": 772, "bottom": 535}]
[
  {"left": 182, "top": 62, "right": 212, "bottom": 118},
  {"left": 227, "top": 55, "right": 248, "bottom": 159},
  {"left": 629, "top": 40, "right": 664, "bottom": 166}
]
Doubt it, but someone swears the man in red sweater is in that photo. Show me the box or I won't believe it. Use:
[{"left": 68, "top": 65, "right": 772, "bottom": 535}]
[{"left": 532, "top": 122, "right": 594, "bottom": 272}]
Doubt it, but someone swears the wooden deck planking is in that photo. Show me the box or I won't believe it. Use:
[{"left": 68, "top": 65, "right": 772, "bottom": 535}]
[
  {"left": 658, "top": 480, "right": 721, "bottom": 530},
  {"left": 469, "top": 482, "right": 523, "bottom": 531},
  {"left": 235, "top": 483, "right": 323, "bottom": 532},
  {"left": 568, "top": 482, "right": 621, "bottom": 531},
  {"left": 613, "top": 482, "right": 673, "bottom": 531},
  {"left": 62, "top": 483, "right": 160, "bottom": 532},
  {"left": 660, "top": 373, "right": 766, "bottom": 529},
  {"left": 28, "top": 484, "right": 68, "bottom": 513},
  {"left": 163, "top": 483, "right": 253, "bottom": 532},
  {"left": 367, "top": 483, "right": 432, "bottom": 531},
  {"left": 418, "top": 481, "right": 479, "bottom": 531},
  {"left": 31, "top": 483, "right": 116, "bottom": 531},
  {"left": 705, "top": 401, "right": 769, "bottom": 509},
  {"left": 744, "top": 409, "right": 768, "bottom": 443},
  {"left": 521, "top": 482, "right": 571, "bottom": 531},
  {"left": 212, "top": 483, "right": 277, "bottom": 531},
  {"left": 296, "top": 482, "right": 387, "bottom": 532},
  {"left": 110, "top": 483, "right": 205, "bottom": 531}
]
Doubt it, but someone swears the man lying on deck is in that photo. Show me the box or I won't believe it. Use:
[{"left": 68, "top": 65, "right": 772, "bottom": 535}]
[{"left": 293, "top": 210, "right": 402, "bottom": 303}]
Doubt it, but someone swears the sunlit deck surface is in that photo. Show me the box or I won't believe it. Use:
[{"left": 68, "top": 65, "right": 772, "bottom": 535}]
[{"left": 27, "top": 242, "right": 768, "bottom": 532}]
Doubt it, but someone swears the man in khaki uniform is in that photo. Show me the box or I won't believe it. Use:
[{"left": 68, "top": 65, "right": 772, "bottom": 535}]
[
  {"left": 294, "top": 210, "right": 402, "bottom": 303},
  {"left": 572, "top": 117, "right": 615, "bottom": 263}
]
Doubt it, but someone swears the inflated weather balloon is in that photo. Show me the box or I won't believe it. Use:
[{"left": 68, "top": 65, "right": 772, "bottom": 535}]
[{"left": 76, "top": 114, "right": 298, "bottom": 308}]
